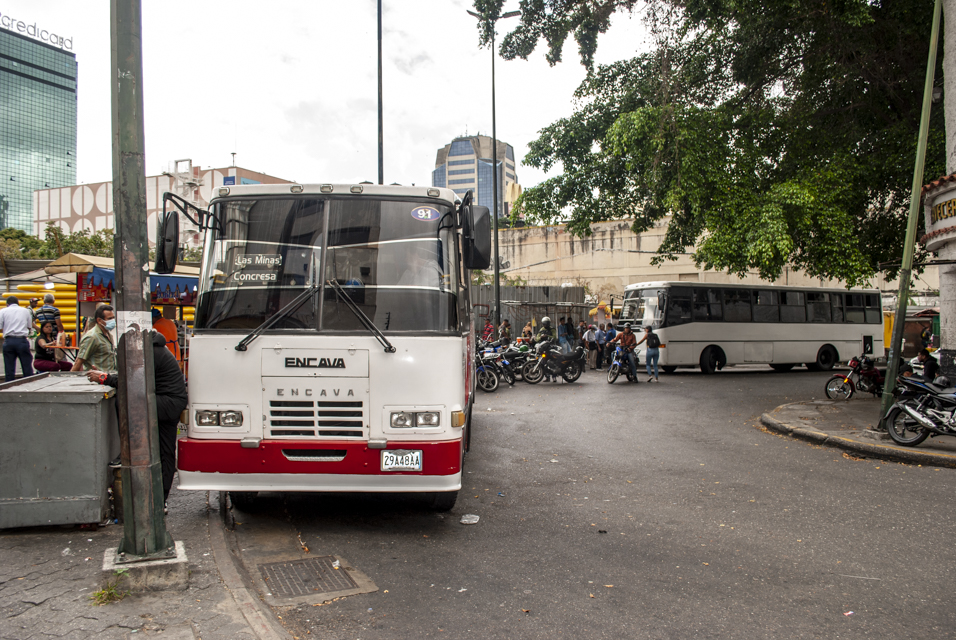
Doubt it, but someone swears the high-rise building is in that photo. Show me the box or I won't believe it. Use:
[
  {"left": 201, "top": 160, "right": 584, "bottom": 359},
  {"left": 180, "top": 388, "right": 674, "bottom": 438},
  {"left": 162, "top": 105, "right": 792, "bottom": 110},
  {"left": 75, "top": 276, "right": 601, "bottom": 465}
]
[
  {"left": 432, "top": 135, "right": 521, "bottom": 217},
  {"left": 0, "top": 25, "right": 77, "bottom": 232}
]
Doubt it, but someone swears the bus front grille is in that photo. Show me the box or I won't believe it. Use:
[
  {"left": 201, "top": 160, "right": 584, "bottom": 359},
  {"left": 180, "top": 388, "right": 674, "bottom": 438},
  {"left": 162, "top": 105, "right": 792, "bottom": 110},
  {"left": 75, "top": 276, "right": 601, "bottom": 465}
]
[{"left": 268, "top": 399, "right": 365, "bottom": 439}]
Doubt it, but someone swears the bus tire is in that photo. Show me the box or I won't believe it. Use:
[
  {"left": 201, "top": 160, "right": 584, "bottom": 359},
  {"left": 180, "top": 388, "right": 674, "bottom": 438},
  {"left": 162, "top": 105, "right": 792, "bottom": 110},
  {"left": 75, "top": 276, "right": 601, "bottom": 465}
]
[
  {"left": 230, "top": 491, "right": 258, "bottom": 512},
  {"left": 699, "top": 346, "right": 725, "bottom": 374},
  {"left": 428, "top": 491, "right": 459, "bottom": 511},
  {"left": 662, "top": 366, "right": 678, "bottom": 374},
  {"left": 770, "top": 363, "right": 795, "bottom": 372},
  {"left": 806, "top": 345, "right": 838, "bottom": 371}
]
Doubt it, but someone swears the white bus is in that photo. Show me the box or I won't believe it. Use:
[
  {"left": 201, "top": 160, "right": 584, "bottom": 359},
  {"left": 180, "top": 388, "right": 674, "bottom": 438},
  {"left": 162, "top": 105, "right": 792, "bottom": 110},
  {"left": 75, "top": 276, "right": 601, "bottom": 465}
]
[
  {"left": 617, "top": 281, "right": 884, "bottom": 374},
  {"left": 153, "top": 183, "right": 491, "bottom": 510}
]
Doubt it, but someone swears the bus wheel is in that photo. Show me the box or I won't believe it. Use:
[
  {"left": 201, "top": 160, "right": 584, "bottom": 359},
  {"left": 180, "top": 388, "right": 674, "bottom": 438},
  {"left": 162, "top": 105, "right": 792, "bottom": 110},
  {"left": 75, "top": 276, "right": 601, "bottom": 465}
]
[
  {"left": 662, "top": 366, "right": 678, "bottom": 374},
  {"left": 428, "top": 491, "right": 458, "bottom": 512},
  {"left": 770, "top": 363, "right": 795, "bottom": 372},
  {"left": 230, "top": 491, "right": 258, "bottom": 512},
  {"left": 699, "top": 347, "right": 725, "bottom": 374},
  {"left": 806, "top": 345, "right": 838, "bottom": 371}
]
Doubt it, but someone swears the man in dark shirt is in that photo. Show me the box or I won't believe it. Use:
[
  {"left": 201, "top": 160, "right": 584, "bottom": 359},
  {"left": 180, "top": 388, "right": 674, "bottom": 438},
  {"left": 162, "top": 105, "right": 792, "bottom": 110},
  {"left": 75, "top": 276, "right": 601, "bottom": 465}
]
[
  {"left": 88, "top": 331, "right": 188, "bottom": 502},
  {"left": 918, "top": 349, "right": 940, "bottom": 382}
]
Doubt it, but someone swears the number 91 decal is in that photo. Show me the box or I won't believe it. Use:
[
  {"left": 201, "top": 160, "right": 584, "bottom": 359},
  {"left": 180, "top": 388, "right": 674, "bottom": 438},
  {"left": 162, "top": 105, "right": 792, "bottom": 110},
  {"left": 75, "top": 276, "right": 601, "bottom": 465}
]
[{"left": 411, "top": 206, "right": 440, "bottom": 222}]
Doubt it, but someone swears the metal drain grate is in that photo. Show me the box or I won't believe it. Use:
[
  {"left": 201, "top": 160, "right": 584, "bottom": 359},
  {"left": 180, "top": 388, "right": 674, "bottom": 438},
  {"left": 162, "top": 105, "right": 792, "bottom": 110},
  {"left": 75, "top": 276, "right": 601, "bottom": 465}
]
[{"left": 258, "top": 556, "right": 358, "bottom": 598}]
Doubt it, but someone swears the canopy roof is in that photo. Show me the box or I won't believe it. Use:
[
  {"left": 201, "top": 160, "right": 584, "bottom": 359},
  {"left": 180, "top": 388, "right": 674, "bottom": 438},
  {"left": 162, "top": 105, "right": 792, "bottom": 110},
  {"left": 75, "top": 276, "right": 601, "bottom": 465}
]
[{"left": 44, "top": 253, "right": 199, "bottom": 278}]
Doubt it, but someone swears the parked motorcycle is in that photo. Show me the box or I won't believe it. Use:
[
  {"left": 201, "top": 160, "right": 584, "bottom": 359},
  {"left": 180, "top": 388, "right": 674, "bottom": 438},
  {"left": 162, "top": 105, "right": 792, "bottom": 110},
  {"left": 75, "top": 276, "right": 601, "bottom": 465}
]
[
  {"left": 824, "top": 355, "right": 884, "bottom": 400},
  {"left": 607, "top": 345, "right": 640, "bottom": 384},
  {"left": 476, "top": 350, "right": 502, "bottom": 392},
  {"left": 522, "top": 339, "right": 586, "bottom": 384},
  {"left": 883, "top": 374, "right": 956, "bottom": 446}
]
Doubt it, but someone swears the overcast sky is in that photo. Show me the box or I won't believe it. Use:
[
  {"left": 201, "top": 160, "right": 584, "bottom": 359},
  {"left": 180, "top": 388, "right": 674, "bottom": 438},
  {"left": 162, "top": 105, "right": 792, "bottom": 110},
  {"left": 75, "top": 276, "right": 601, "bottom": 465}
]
[{"left": 6, "top": 0, "right": 649, "bottom": 189}]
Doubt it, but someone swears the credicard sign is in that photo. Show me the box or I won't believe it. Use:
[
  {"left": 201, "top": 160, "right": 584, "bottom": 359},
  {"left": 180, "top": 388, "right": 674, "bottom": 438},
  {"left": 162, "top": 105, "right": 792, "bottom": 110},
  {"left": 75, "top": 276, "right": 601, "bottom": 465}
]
[{"left": 0, "top": 11, "right": 73, "bottom": 50}]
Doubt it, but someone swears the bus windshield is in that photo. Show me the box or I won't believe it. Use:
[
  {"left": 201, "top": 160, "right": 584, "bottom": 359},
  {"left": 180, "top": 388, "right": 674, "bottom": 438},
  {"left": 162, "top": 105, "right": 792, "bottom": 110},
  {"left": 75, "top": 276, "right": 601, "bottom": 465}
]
[
  {"left": 620, "top": 288, "right": 664, "bottom": 329},
  {"left": 194, "top": 197, "right": 458, "bottom": 332}
]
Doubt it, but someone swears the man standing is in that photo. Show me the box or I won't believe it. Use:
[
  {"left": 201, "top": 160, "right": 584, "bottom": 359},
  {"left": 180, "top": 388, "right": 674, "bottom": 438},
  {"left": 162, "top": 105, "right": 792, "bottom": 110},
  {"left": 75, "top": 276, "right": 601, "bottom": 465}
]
[
  {"left": 498, "top": 319, "right": 512, "bottom": 345},
  {"left": 0, "top": 296, "right": 36, "bottom": 382},
  {"left": 557, "top": 316, "right": 569, "bottom": 353},
  {"left": 584, "top": 324, "right": 598, "bottom": 370},
  {"left": 34, "top": 293, "right": 65, "bottom": 338},
  {"left": 595, "top": 323, "right": 607, "bottom": 370},
  {"left": 71, "top": 305, "right": 117, "bottom": 372},
  {"left": 636, "top": 324, "right": 662, "bottom": 382},
  {"left": 917, "top": 348, "right": 940, "bottom": 381}
]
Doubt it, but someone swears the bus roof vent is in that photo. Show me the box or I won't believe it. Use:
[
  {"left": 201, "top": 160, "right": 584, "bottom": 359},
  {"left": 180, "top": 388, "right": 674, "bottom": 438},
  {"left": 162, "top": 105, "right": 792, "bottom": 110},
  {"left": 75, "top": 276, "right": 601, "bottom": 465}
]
[
  {"left": 427, "top": 188, "right": 440, "bottom": 197},
  {"left": 350, "top": 185, "right": 364, "bottom": 193},
  {"left": 320, "top": 184, "right": 333, "bottom": 193},
  {"left": 290, "top": 184, "right": 304, "bottom": 193}
]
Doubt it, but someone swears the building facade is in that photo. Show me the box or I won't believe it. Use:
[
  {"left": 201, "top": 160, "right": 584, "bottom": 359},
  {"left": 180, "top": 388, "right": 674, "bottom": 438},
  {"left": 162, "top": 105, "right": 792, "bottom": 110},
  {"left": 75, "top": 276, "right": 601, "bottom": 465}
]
[
  {"left": 432, "top": 135, "right": 521, "bottom": 216},
  {"left": 32, "top": 162, "right": 290, "bottom": 247},
  {"left": 0, "top": 26, "right": 77, "bottom": 233}
]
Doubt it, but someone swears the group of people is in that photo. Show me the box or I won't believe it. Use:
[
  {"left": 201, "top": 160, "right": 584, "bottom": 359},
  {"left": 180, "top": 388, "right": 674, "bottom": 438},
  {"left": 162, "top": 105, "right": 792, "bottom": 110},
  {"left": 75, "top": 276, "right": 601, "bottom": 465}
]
[{"left": 488, "top": 314, "right": 663, "bottom": 383}]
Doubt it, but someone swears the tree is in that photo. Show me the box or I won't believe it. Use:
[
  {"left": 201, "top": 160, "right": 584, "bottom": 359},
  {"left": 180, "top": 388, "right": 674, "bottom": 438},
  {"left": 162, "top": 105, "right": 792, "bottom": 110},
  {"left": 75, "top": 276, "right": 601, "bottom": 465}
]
[
  {"left": 478, "top": 0, "right": 945, "bottom": 286},
  {"left": 0, "top": 224, "right": 115, "bottom": 260}
]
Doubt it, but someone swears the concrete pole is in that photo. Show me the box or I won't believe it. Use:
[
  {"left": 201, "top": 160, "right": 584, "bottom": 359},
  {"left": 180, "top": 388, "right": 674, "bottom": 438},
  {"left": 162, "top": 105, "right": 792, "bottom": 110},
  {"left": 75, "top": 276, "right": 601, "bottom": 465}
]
[
  {"left": 879, "top": 0, "right": 942, "bottom": 423},
  {"left": 377, "top": 0, "right": 384, "bottom": 185},
  {"left": 111, "top": 0, "right": 172, "bottom": 558},
  {"left": 490, "top": 29, "right": 501, "bottom": 329},
  {"left": 938, "top": 0, "right": 956, "bottom": 375}
]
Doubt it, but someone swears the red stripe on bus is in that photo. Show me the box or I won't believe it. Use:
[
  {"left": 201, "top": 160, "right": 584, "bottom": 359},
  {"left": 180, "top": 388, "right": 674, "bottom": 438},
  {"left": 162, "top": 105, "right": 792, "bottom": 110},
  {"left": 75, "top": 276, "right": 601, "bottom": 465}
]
[{"left": 177, "top": 438, "right": 462, "bottom": 475}]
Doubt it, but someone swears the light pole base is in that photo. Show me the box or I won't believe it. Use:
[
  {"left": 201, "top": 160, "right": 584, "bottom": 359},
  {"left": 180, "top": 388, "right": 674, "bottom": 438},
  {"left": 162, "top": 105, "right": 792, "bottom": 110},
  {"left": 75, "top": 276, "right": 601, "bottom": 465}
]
[{"left": 102, "top": 541, "right": 189, "bottom": 592}]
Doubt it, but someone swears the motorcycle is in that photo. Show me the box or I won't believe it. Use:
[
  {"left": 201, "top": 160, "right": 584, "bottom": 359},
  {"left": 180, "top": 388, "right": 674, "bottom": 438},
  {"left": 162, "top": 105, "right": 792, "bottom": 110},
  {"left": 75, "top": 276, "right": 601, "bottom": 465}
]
[
  {"left": 824, "top": 355, "right": 884, "bottom": 400},
  {"left": 522, "top": 339, "right": 586, "bottom": 384},
  {"left": 476, "top": 350, "right": 502, "bottom": 392},
  {"left": 883, "top": 375, "right": 956, "bottom": 446},
  {"left": 607, "top": 345, "right": 640, "bottom": 384}
]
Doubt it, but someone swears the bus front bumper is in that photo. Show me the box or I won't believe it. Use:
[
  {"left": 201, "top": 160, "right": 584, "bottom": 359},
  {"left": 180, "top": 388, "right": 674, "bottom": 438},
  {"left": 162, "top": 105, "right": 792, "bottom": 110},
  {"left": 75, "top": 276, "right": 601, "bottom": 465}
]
[{"left": 176, "top": 438, "right": 462, "bottom": 493}]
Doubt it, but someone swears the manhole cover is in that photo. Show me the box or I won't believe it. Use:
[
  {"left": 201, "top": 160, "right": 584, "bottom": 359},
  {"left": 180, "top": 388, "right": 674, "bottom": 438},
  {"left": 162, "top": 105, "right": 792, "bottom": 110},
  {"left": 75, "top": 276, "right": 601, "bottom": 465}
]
[{"left": 258, "top": 556, "right": 358, "bottom": 598}]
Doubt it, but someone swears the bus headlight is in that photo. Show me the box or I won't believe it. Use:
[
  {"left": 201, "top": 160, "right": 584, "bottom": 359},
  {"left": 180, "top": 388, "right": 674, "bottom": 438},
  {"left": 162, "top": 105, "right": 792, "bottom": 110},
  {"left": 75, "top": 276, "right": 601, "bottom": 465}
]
[
  {"left": 195, "top": 410, "right": 219, "bottom": 426},
  {"left": 416, "top": 412, "right": 440, "bottom": 427},
  {"left": 220, "top": 411, "right": 244, "bottom": 426},
  {"left": 390, "top": 412, "right": 414, "bottom": 428}
]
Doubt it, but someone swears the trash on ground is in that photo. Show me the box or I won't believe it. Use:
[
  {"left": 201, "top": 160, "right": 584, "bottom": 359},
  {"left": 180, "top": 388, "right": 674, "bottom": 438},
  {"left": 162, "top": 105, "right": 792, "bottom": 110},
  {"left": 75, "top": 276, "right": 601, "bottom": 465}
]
[
  {"left": 844, "top": 611, "right": 854, "bottom": 616},
  {"left": 460, "top": 514, "right": 480, "bottom": 525},
  {"left": 332, "top": 559, "right": 340, "bottom": 569}
]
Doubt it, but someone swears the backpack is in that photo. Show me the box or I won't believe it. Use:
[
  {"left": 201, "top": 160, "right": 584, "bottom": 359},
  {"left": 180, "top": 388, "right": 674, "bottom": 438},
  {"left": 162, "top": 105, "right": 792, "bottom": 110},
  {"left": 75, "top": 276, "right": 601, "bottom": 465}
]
[{"left": 646, "top": 332, "right": 661, "bottom": 348}]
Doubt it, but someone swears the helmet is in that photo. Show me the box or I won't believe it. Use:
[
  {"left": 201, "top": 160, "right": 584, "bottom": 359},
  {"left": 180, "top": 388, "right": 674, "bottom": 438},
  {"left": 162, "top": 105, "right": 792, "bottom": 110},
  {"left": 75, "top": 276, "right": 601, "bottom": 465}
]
[
  {"left": 589, "top": 325, "right": 595, "bottom": 330},
  {"left": 934, "top": 375, "right": 952, "bottom": 388},
  {"left": 541, "top": 316, "right": 552, "bottom": 327},
  {"left": 624, "top": 323, "right": 632, "bottom": 329}
]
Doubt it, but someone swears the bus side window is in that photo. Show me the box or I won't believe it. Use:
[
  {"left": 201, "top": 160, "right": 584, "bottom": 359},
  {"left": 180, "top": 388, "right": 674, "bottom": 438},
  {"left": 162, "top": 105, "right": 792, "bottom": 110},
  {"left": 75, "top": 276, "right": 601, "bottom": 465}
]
[
  {"left": 846, "top": 294, "right": 865, "bottom": 323},
  {"left": 807, "top": 292, "right": 831, "bottom": 323},
  {"left": 754, "top": 290, "right": 779, "bottom": 322},
  {"left": 665, "top": 289, "right": 692, "bottom": 326},
  {"left": 723, "top": 289, "right": 752, "bottom": 322},
  {"left": 693, "top": 288, "right": 722, "bottom": 322},
  {"left": 831, "top": 293, "right": 845, "bottom": 323},
  {"left": 780, "top": 291, "right": 806, "bottom": 322},
  {"left": 864, "top": 294, "right": 881, "bottom": 324}
]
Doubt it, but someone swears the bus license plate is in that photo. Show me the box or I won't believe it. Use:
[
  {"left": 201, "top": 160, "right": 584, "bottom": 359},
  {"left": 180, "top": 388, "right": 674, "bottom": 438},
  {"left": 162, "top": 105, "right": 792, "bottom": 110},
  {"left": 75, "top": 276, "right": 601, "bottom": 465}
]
[{"left": 381, "top": 449, "right": 422, "bottom": 472}]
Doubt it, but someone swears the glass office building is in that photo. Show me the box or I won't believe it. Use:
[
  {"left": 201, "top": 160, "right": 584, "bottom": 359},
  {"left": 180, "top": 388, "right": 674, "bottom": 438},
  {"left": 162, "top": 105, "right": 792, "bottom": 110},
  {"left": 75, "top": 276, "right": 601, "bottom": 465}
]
[
  {"left": 0, "top": 27, "right": 77, "bottom": 232},
  {"left": 432, "top": 135, "right": 520, "bottom": 217}
]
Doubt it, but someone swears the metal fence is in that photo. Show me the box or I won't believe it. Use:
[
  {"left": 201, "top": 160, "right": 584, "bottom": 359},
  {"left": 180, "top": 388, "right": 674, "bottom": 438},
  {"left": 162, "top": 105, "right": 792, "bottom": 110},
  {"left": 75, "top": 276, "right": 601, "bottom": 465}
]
[{"left": 471, "top": 284, "right": 592, "bottom": 333}]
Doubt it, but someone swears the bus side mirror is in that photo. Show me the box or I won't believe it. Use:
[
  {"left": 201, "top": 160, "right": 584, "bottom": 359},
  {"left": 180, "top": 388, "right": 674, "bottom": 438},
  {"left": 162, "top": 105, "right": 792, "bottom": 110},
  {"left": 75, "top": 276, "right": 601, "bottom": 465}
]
[
  {"left": 154, "top": 211, "right": 180, "bottom": 274},
  {"left": 462, "top": 205, "right": 491, "bottom": 270}
]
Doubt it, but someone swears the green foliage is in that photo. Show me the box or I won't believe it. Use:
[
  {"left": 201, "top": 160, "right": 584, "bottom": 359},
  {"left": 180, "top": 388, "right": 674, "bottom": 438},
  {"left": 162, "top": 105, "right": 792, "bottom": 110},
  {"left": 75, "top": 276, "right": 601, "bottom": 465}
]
[
  {"left": 90, "top": 570, "right": 129, "bottom": 606},
  {"left": 0, "top": 224, "right": 115, "bottom": 260},
  {"left": 496, "top": 0, "right": 945, "bottom": 286}
]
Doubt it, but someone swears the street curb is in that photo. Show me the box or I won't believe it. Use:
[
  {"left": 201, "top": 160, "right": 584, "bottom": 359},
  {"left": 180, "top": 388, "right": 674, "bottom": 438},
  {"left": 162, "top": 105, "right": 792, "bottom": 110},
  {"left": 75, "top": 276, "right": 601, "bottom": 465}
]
[
  {"left": 206, "top": 493, "right": 293, "bottom": 640},
  {"left": 760, "top": 405, "right": 956, "bottom": 469}
]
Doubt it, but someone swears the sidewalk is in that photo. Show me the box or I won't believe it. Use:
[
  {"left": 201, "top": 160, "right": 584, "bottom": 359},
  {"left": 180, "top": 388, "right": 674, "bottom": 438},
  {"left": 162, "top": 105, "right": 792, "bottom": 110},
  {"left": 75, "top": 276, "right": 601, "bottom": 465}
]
[
  {"left": 0, "top": 489, "right": 289, "bottom": 640},
  {"left": 761, "top": 397, "right": 956, "bottom": 468}
]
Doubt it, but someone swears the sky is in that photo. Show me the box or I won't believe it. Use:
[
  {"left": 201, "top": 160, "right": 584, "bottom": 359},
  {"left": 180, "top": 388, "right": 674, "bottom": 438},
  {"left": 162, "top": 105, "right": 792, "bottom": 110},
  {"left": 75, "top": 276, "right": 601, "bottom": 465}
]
[{"left": 5, "top": 0, "right": 650, "bottom": 190}]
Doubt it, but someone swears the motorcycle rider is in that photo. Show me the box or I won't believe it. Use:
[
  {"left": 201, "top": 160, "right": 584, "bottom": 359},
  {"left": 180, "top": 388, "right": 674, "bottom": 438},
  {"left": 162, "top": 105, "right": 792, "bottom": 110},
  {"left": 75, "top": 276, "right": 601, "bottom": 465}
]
[
  {"left": 535, "top": 317, "right": 558, "bottom": 382},
  {"left": 609, "top": 323, "right": 640, "bottom": 382}
]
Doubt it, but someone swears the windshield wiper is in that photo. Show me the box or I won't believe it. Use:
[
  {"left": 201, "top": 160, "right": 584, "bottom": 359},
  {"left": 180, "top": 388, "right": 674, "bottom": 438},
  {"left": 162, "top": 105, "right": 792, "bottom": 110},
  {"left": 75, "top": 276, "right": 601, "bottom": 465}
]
[
  {"left": 235, "top": 282, "right": 319, "bottom": 351},
  {"left": 326, "top": 279, "right": 396, "bottom": 353}
]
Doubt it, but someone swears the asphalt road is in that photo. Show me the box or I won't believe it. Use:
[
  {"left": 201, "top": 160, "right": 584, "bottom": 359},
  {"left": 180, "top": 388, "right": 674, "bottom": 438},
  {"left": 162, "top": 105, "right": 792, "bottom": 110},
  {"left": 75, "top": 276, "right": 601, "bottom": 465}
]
[{"left": 236, "top": 366, "right": 956, "bottom": 639}]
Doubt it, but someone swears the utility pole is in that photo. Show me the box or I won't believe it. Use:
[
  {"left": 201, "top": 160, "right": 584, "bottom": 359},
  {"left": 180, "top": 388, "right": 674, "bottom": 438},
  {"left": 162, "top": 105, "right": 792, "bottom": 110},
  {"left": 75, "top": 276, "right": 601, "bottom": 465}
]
[
  {"left": 111, "top": 0, "right": 173, "bottom": 559},
  {"left": 879, "top": 0, "right": 942, "bottom": 425},
  {"left": 377, "top": 0, "right": 384, "bottom": 185}
]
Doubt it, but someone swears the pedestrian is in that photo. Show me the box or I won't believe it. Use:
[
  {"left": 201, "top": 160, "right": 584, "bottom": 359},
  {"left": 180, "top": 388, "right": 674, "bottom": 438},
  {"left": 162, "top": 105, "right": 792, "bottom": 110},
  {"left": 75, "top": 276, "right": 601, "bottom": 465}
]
[
  {"left": 71, "top": 305, "right": 117, "bottom": 372},
  {"left": 595, "top": 323, "right": 607, "bottom": 370},
  {"left": 577, "top": 320, "right": 587, "bottom": 349},
  {"left": 636, "top": 324, "right": 661, "bottom": 382},
  {"left": 917, "top": 348, "right": 940, "bottom": 381},
  {"left": 608, "top": 323, "right": 639, "bottom": 382},
  {"left": 565, "top": 317, "right": 576, "bottom": 350},
  {"left": 921, "top": 323, "right": 933, "bottom": 350},
  {"left": 33, "top": 293, "right": 65, "bottom": 338},
  {"left": 0, "top": 296, "right": 36, "bottom": 382},
  {"left": 522, "top": 322, "right": 533, "bottom": 341},
  {"left": 481, "top": 318, "right": 495, "bottom": 342},
  {"left": 87, "top": 330, "right": 188, "bottom": 503},
  {"left": 557, "top": 316, "right": 570, "bottom": 353},
  {"left": 536, "top": 317, "right": 558, "bottom": 382},
  {"left": 33, "top": 321, "right": 72, "bottom": 372},
  {"left": 152, "top": 308, "right": 181, "bottom": 361},
  {"left": 584, "top": 324, "right": 598, "bottom": 369},
  {"left": 499, "top": 319, "right": 512, "bottom": 344}
]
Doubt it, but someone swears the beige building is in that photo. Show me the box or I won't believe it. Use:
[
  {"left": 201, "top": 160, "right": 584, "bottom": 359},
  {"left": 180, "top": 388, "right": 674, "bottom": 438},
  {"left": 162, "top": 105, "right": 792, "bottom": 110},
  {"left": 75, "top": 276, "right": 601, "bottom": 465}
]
[
  {"left": 31, "top": 160, "right": 291, "bottom": 247},
  {"left": 497, "top": 219, "right": 939, "bottom": 300},
  {"left": 432, "top": 135, "right": 522, "bottom": 217}
]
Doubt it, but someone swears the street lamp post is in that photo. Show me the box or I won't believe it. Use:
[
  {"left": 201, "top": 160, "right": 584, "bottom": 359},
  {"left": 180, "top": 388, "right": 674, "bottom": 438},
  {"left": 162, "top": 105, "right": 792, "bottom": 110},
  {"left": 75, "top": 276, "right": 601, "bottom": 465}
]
[{"left": 467, "top": 8, "right": 520, "bottom": 330}]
